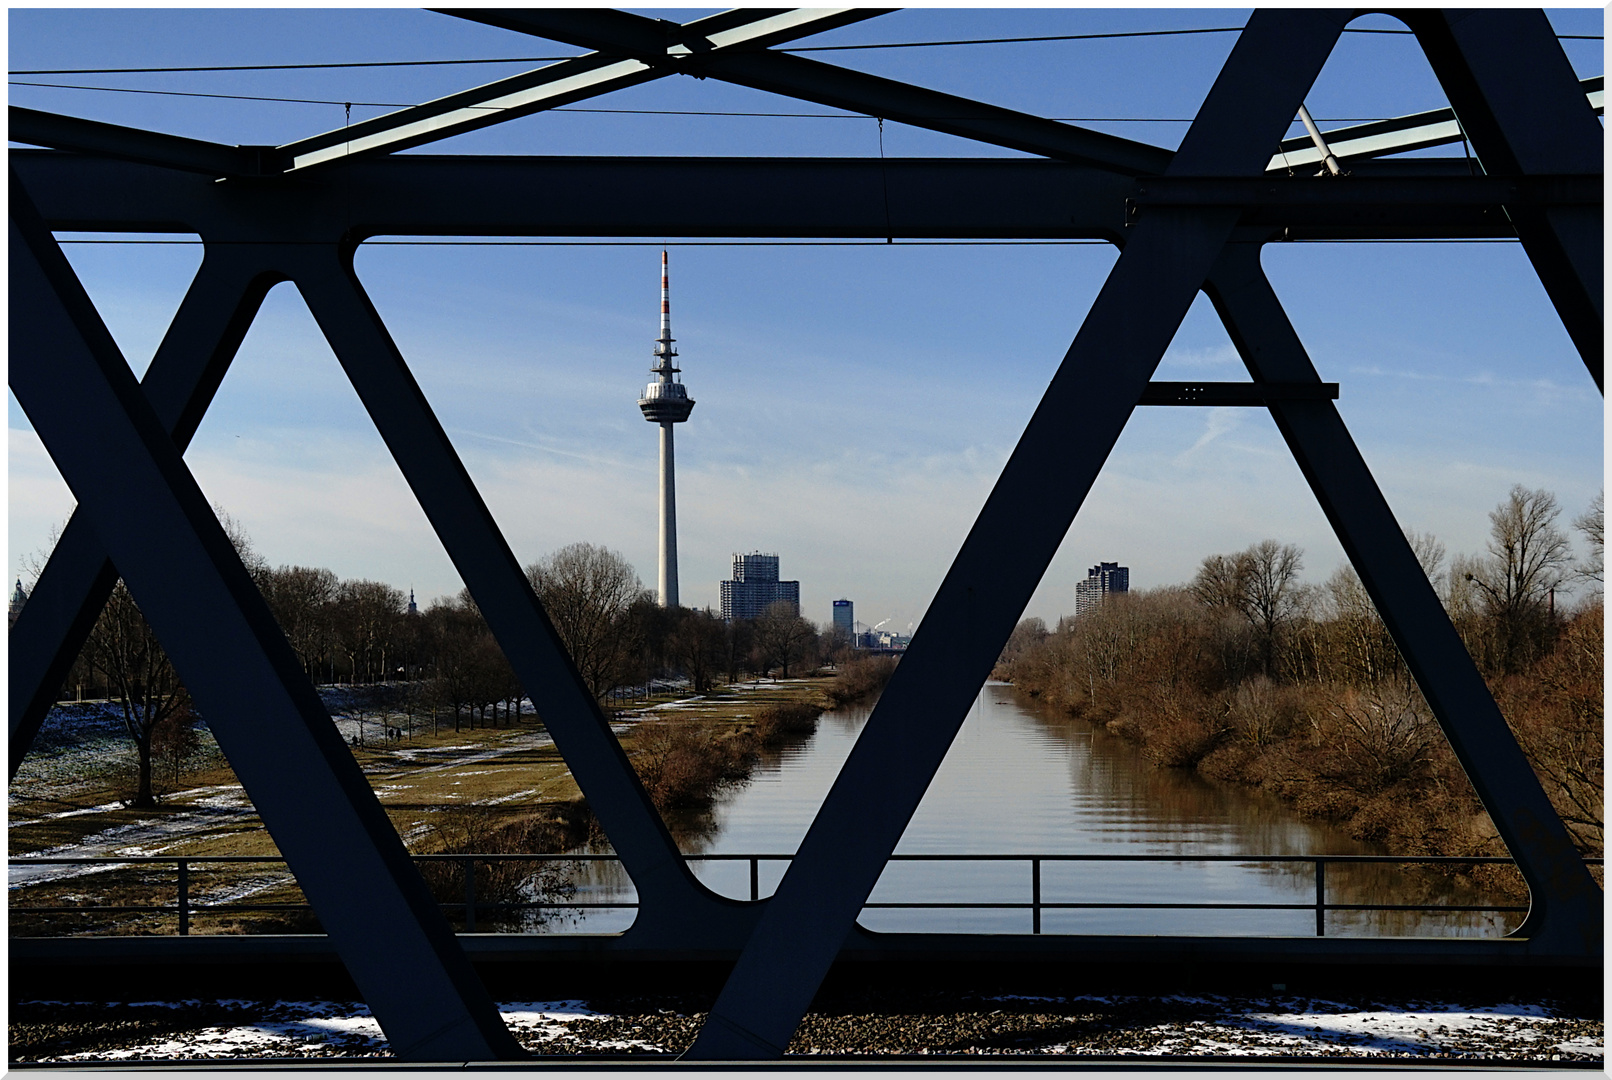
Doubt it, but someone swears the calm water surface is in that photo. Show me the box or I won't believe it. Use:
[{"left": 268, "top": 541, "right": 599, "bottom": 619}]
[{"left": 556, "top": 683, "right": 1515, "bottom": 938}]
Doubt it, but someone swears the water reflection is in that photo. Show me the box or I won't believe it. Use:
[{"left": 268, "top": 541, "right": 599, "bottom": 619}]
[{"left": 550, "top": 683, "right": 1518, "bottom": 937}]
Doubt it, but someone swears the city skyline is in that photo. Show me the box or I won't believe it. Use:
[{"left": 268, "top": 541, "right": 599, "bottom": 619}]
[{"left": 7, "top": 8, "right": 1603, "bottom": 631}]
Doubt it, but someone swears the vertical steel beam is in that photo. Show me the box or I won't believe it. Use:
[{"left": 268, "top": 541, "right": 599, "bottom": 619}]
[
  {"left": 1406, "top": 9, "right": 1603, "bottom": 390},
  {"left": 1202, "top": 242, "right": 1602, "bottom": 955},
  {"left": 10, "top": 246, "right": 280, "bottom": 779},
  {"left": 8, "top": 174, "right": 523, "bottom": 1061},
  {"left": 282, "top": 247, "right": 716, "bottom": 928},
  {"left": 683, "top": 10, "right": 1351, "bottom": 1060}
]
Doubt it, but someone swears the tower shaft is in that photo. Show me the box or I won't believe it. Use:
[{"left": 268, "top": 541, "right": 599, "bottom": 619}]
[
  {"left": 639, "top": 250, "right": 693, "bottom": 608},
  {"left": 658, "top": 421, "right": 679, "bottom": 608}
]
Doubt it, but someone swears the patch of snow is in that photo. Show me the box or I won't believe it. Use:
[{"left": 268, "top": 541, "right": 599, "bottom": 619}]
[{"left": 485, "top": 789, "right": 541, "bottom": 806}]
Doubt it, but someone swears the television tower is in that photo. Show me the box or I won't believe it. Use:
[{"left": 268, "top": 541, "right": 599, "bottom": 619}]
[{"left": 638, "top": 250, "right": 695, "bottom": 607}]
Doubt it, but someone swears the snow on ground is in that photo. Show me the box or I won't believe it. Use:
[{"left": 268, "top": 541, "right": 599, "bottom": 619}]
[
  {"left": 11, "top": 994, "right": 1600, "bottom": 1063},
  {"left": 10, "top": 691, "right": 559, "bottom": 892}
]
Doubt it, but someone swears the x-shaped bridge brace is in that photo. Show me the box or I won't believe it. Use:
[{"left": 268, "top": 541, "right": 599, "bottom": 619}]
[{"left": 10, "top": 7, "right": 1602, "bottom": 1061}]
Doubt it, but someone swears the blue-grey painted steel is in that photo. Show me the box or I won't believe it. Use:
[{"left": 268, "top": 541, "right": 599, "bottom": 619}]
[
  {"left": 282, "top": 10, "right": 883, "bottom": 174},
  {"left": 9, "top": 105, "right": 260, "bottom": 176},
  {"left": 7, "top": 175, "right": 523, "bottom": 1062},
  {"left": 280, "top": 247, "right": 749, "bottom": 938},
  {"left": 12, "top": 151, "right": 1535, "bottom": 244},
  {"left": 1201, "top": 242, "right": 1603, "bottom": 956},
  {"left": 682, "top": 10, "right": 1352, "bottom": 1060},
  {"left": 6, "top": 6, "right": 1602, "bottom": 1059},
  {"left": 9, "top": 249, "right": 279, "bottom": 779},
  {"left": 452, "top": 8, "right": 1175, "bottom": 176},
  {"left": 1407, "top": 10, "right": 1604, "bottom": 389}
]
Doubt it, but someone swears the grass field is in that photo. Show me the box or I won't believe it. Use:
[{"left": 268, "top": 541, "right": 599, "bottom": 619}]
[{"left": 8, "top": 676, "right": 835, "bottom": 935}]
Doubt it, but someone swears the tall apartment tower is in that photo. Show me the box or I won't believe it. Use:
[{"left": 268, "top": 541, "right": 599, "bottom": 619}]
[
  {"left": 638, "top": 251, "right": 695, "bottom": 607},
  {"left": 719, "top": 552, "right": 801, "bottom": 622},
  {"left": 1074, "top": 561, "right": 1129, "bottom": 618},
  {"left": 832, "top": 599, "right": 854, "bottom": 638}
]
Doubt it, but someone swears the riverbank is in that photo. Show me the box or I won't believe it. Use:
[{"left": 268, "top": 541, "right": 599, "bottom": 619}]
[
  {"left": 7, "top": 673, "right": 842, "bottom": 936},
  {"left": 996, "top": 599, "right": 1605, "bottom": 901}
]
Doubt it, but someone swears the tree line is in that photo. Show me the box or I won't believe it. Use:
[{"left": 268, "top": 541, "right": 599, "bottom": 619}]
[
  {"left": 51, "top": 528, "right": 844, "bottom": 808},
  {"left": 997, "top": 486, "right": 1603, "bottom": 877}
]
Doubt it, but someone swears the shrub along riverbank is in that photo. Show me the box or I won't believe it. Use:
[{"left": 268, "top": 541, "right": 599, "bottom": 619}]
[
  {"left": 419, "top": 659, "right": 903, "bottom": 927},
  {"left": 996, "top": 509, "right": 1603, "bottom": 901}
]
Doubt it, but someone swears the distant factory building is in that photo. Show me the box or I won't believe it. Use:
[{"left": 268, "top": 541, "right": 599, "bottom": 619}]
[
  {"left": 1074, "top": 561, "right": 1129, "bottom": 618},
  {"left": 832, "top": 599, "right": 854, "bottom": 638},
  {"left": 720, "top": 552, "right": 800, "bottom": 621}
]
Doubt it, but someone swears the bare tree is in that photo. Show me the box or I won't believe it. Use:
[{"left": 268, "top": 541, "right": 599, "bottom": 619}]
[
  {"left": 1463, "top": 485, "right": 1571, "bottom": 673},
  {"left": 1193, "top": 540, "right": 1305, "bottom": 679},
  {"left": 669, "top": 608, "right": 727, "bottom": 692},
  {"left": 333, "top": 579, "right": 406, "bottom": 684},
  {"left": 1573, "top": 490, "right": 1603, "bottom": 588},
  {"left": 754, "top": 601, "right": 818, "bottom": 678},
  {"left": 83, "top": 581, "right": 191, "bottom": 807},
  {"left": 258, "top": 565, "right": 340, "bottom": 682},
  {"left": 526, "top": 543, "right": 650, "bottom": 703}
]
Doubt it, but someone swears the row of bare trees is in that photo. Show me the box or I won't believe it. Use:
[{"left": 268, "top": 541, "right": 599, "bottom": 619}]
[
  {"left": 999, "top": 486, "right": 1603, "bottom": 862},
  {"left": 48, "top": 528, "right": 832, "bottom": 806}
]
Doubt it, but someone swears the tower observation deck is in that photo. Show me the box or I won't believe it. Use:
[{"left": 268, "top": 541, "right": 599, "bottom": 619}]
[{"left": 639, "top": 251, "right": 694, "bottom": 606}]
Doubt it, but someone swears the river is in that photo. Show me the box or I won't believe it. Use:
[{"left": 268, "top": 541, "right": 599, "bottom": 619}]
[{"left": 553, "top": 683, "right": 1516, "bottom": 938}]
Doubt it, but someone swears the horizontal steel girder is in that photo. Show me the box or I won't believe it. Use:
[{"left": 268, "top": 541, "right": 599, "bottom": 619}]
[{"left": 12, "top": 152, "right": 1549, "bottom": 243}]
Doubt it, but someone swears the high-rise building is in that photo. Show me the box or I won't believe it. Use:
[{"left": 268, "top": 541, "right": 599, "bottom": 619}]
[
  {"left": 832, "top": 599, "right": 854, "bottom": 638},
  {"left": 1074, "top": 561, "right": 1129, "bottom": 618},
  {"left": 720, "top": 552, "right": 800, "bottom": 621},
  {"left": 638, "top": 250, "right": 695, "bottom": 607}
]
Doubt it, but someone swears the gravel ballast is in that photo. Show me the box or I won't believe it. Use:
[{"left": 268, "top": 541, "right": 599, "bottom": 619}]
[{"left": 10, "top": 990, "right": 1602, "bottom": 1063}]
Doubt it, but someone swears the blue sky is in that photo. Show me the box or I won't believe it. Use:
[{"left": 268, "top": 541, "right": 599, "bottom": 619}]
[{"left": 9, "top": 8, "right": 1604, "bottom": 632}]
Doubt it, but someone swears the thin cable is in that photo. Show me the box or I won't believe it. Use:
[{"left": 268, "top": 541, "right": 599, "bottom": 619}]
[
  {"left": 9, "top": 80, "right": 411, "bottom": 108},
  {"left": 13, "top": 57, "right": 576, "bottom": 75},
  {"left": 11, "top": 27, "right": 1599, "bottom": 76},
  {"left": 778, "top": 25, "right": 1599, "bottom": 49},
  {"left": 3, "top": 83, "right": 1397, "bottom": 124}
]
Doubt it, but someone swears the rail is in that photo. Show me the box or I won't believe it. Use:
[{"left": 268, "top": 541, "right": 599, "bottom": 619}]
[{"left": 11, "top": 852, "right": 1595, "bottom": 937}]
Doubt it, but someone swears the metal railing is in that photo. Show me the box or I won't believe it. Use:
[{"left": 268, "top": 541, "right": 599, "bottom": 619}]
[{"left": 10, "top": 852, "right": 1592, "bottom": 937}]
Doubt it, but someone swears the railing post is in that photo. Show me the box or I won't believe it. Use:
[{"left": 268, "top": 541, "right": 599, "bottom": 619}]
[
  {"left": 1314, "top": 859, "right": 1326, "bottom": 937},
  {"left": 750, "top": 857, "right": 760, "bottom": 902},
  {"left": 177, "top": 859, "right": 189, "bottom": 936},
  {"left": 1032, "top": 857, "right": 1041, "bottom": 935},
  {"left": 463, "top": 856, "right": 477, "bottom": 933}
]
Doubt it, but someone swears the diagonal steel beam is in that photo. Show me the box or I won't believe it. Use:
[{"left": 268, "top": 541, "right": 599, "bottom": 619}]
[
  {"left": 280, "top": 246, "right": 721, "bottom": 925},
  {"left": 1406, "top": 10, "right": 1603, "bottom": 390},
  {"left": 1202, "top": 242, "right": 1602, "bottom": 955},
  {"left": 278, "top": 9, "right": 883, "bottom": 174},
  {"left": 9, "top": 247, "right": 282, "bottom": 780},
  {"left": 681, "top": 9, "right": 1351, "bottom": 1060},
  {"left": 1267, "top": 76, "right": 1604, "bottom": 174},
  {"left": 447, "top": 7, "right": 1174, "bottom": 174},
  {"left": 8, "top": 173, "right": 524, "bottom": 1062},
  {"left": 8, "top": 105, "right": 263, "bottom": 177}
]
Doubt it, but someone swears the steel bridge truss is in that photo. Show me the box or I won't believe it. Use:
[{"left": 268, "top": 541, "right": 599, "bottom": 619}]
[{"left": 8, "top": 7, "right": 1603, "bottom": 1062}]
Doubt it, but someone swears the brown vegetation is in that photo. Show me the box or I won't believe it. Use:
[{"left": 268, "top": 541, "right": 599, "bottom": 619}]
[
  {"left": 998, "top": 491, "right": 1603, "bottom": 898},
  {"left": 823, "top": 655, "right": 900, "bottom": 708},
  {"left": 414, "top": 807, "right": 582, "bottom": 930},
  {"left": 629, "top": 701, "right": 827, "bottom": 814}
]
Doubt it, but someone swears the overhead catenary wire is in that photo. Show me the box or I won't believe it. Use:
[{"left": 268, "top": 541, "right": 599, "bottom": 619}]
[
  {"left": 10, "top": 25, "right": 1599, "bottom": 76},
  {"left": 2, "top": 81, "right": 1396, "bottom": 125}
]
